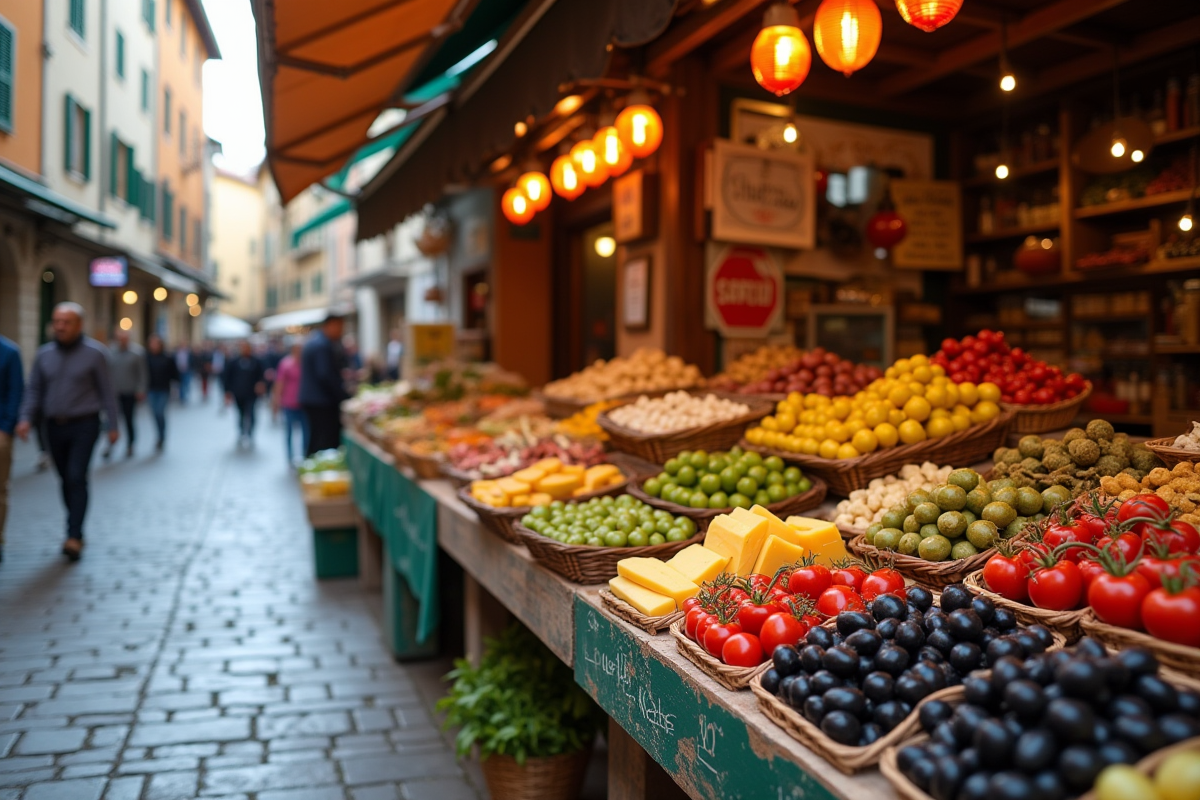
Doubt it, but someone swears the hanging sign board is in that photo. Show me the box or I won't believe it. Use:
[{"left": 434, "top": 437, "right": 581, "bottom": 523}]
[
  {"left": 890, "top": 179, "right": 963, "bottom": 270},
  {"left": 705, "top": 243, "right": 784, "bottom": 338},
  {"left": 89, "top": 256, "right": 128, "bottom": 288},
  {"left": 613, "top": 170, "right": 656, "bottom": 243},
  {"left": 407, "top": 323, "right": 456, "bottom": 368},
  {"left": 711, "top": 139, "right": 815, "bottom": 250}
]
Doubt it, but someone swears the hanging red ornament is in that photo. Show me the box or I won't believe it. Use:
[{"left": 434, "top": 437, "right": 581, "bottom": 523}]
[
  {"left": 866, "top": 209, "right": 908, "bottom": 249},
  {"left": 815, "top": 168, "right": 829, "bottom": 197}
]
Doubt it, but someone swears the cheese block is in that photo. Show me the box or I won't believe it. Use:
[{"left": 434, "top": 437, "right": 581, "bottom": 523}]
[
  {"left": 617, "top": 558, "right": 700, "bottom": 606},
  {"left": 561, "top": 464, "right": 586, "bottom": 476},
  {"left": 752, "top": 535, "right": 808, "bottom": 578},
  {"left": 511, "top": 467, "right": 548, "bottom": 484},
  {"left": 608, "top": 576, "right": 676, "bottom": 616},
  {"left": 703, "top": 513, "right": 770, "bottom": 576},
  {"left": 531, "top": 458, "right": 563, "bottom": 472},
  {"left": 747, "top": 505, "right": 810, "bottom": 551},
  {"left": 584, "top": 464, "right": 622, "bottom": 490},
  {"left": 497, "top": 477, "right": 532, "bottom": 497},
  {"left": 785, "top": 516, "right": 850, "bottom": 566},
  {"left": 536, "top": 473, "right": 583, "bottom": 498},
  {"left": 511, "top": 494, "right": 531, "bottom": 507},
  {"left": 666, "top": 545, "right": 730, "bottom": 585},
  {"left": 528, "top": 492, "right": 553, "bottom": 507}
]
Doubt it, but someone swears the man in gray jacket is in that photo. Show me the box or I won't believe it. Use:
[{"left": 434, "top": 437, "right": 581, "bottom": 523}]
[
  {"left": 105, "top": 328, "right": 146, "bottom": 459},
  {"left": 16, "top": 303, "right": 120, "bottom": 561}
]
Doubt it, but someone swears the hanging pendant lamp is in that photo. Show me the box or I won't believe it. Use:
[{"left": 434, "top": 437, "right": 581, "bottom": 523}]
[
  {"left": 895, "top": 0, "right": 963, "bottom": 33},
  {"left": 814, "top": 0, "right": 882, "bottom": 77},
  {"left": 751, "top": 3, "right": 812, "bottom": 96}
]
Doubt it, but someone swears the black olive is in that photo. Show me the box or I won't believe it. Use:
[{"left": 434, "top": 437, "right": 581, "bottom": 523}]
[
  {"left": 1097, "top": 657, "right": 1131, "bottom": 694},
  {"left": 1013, "top": 631, "right": 1042, "bottom": 656},
  {"left": 874, "top": 700, "right": 912, "bottom": 732},
  {"left": 810, "top": 670, "right": 841, "bottom": 695},
  {"left": 926, "top": 614, "right": 950, "bottom": 632},
  {"left": 963, "top": 675, "right": 995, "bottom": 709},
  {"left": 958, "top": 771, "right": 991, "bottom": 800},
  {"left": 762, "top": 668, "right": 782, "bottom": 695},
  {"left": 928, "top": 629, "right": 956, "bottom": 656},
  {"left": 920, "top": 698, "right": 954, "bottom": 731},
  {"left": 1023, "top": 656, "right": 1054, "bottom": 686},
  {"left": 986, "top": 636, "right": 1025, "bottom": 665},
  {"left": 800, "top": 645, "right": 825, "bottom": 674},
  {"left": 1107, "top": 694, "right": 1153, "bottom": 720},
  {"left": 860, "top": 721, "right": 883, "bottom": 746},
  {"left": 949, "top": 642, "right": 983, "bottom": 674},
  {"left": 906, "top": 758, "right": 938, "bottom": 792},
  {"left": 845, "top": 629, "right": 883, "bottom": 657},
  {"left": 863, "top": 671, "right": 895, "bottom": 703},
  {"left": 1004, "top": 680, "right": 1046, "bottom": 722},
  {"left": 897, "top": 743, "right": 925, "bottom": 774},
  {"left": 1001, "top": 715, "right": 1025, "bottom": 740},
  {"left": 941, "top": 584, "right": 973, "bottom": 612},
  {"left": 990, "top": 656, "right": 1026, "bottom": 693},
  {"left": 930, "top": 757, "right": 966, "bottom": 800},
  {"left": 978, "top": 632, "right": 997, "bottom": 654},
  {"left": 1097, "top": 740, "right": 1140, "bottom": 766},
  {"left": 1058, "top": 745, "right": 1105, "bottom": 793},
  {"left": 956, "top": 747, "right": 981, "bottom": 774},
  {"left": 823, "top": 686, "right": 867, "bottom": 718},
  {"left": 1027, "top": 625, "right": 1055, "bottom": 650},
  {"left": 1159, "top": 713, "right": 1200, "bottom": 745},
  {"left": 1013, "top": 728, "right": 1058, "bottom": 773},
  {"left": 896, "top": 674, "right": 933, "bottom": 706},
  {"left": 806, "top": 626, "right": 836, "bottom": 649},
  {"left": 932, "top": 720, "right": 960, "bottom": 748},
  {"left": 1029, "top": 771, "right": 1066, "bottom": 800},
  {"left": 1047, "top": 650, "right": 1073, "bottom": 671},
  {"left": 1075, "top": 637, "right": 1108, "bottom": 659},
  {"left": 787, "top": 675, "right": 812, "bottom": 707},
  {"left": 820, "top": 709, "right": 862, "bottom": 745},
  {"left": 908, "top": 585, "right": 934, "bottom": 611},
  {"left": 942, "top": 661, "right": 962, "bottom": 686},
  {"left": 988, "top": 771, "right": 1033, "bottom": 800},
  {"left": 1093, "top": 719, "right": 1112, "bottom": 744},
  {"left": 876, "top": 617, "right": 901, "bottom": 640},
  {"left": 992, "top": 607, "right": 1017, "bottom": 631},
  {"left": 911, "top": 660, "right": 946, "bottom": 691},
  {"left": 1179, "top": 690, "right": 1200, "bottom": 717},
  {"left": 974, "top": 719, "right": 1015, "bottom": 769},
  {"left": 908, "top": 609, "right": 925, "bottom": 629},
  {"left": 1056, "top": 659, "right": 1106, "bottom": 700},
  {"left": 1134, "top": 674, "right": 1179, "bottom": 714},
  {"left": 895, "top": 620, "right": 926, "bottom": 652},
  {"left": 1042, "top": 683, "right": 1064, "bottom": 702},
  {"left": 947, "top": 609, "right": 984, "bottom": 642},
  {"left": 919, "top": 646, "right": 946, "bottom": 664},
  {"left": 872, "top": 594, "right": 908, "bottom": 621},
  {"left": 970, "top": 596, "right": 996, "bottom": 625},
  {"left": 823, "top": 645, "right": 860, "bottom": 678},
  {"left": 837, "top": 610, "right": 875, "bottom": 637},
  {"left": 803, "top": 694, "right": 826, "bottom": 725},
  {"left": 951, "top": 704, "right": 990, "bottom": 746},
  {"left": 772, "top": 645, "right": 801, "bottom": 677},
  {"left": 1044, "top": 698, "right": 1096, "bottom": 745},
  {"left": 874, "top": 644, "right": 910, "bottom": 676},
  {"left": 857, "top": 656, "right": 877, "bottom": 680}
]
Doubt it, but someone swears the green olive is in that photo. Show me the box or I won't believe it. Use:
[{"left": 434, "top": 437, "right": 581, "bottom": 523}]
[
  {"left": 966, "top": 519, "right": 998, "bottom": 550},
  {"left": 937, "top": 510, "right": 968, "bottom": 538},
  {"left": 918, "top": 535, "right": 952, "bottom": 561}
]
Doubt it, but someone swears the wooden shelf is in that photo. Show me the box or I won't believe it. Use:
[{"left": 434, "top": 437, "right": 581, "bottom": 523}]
[
  {"left": 1088, "top": 413, "right": 1154, "bottom": 425},
  {"left": 1000, "top": 319, "right": 1064, "bottom": 329},
  {"left": 962, "top": 159, "right": 1060, "bottom": 188},
  {"left": 1074, "top": 188, "right": 1200, "bottom": 219},
  {"left": 952, "top": 255, "right": 1200, "bottom": 295},
  {"left": 1155, "top": 126, "right": 1200, "bottom": 146},
  {"left": 966, "top": 223, "right": 1059, "bottom": 244},
  {"left": 1157, "top": 344, "right": 1200, "bottom": 354},
  {"left": 1072, "top": 314, "right": 1151, "bottom": 323}
]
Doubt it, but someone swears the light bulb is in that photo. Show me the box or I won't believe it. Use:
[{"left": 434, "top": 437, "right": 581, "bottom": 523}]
[
  {"left": 123, "top": 290, "right": 138, "bottom": 304},
  {"left": 995, "top": 163, "right": 1009, "bottom": 179},
  {"left": 186, "top": 293, "right": 199, "bottom": 306},
  {"left": 1131, "top": 149, "right": 1144, "bottom": 163},
  {"left": 119, "top": 317, "right": 133, "bottom": 330},
  {"left": 1000, "top": 73, "right": 1016, "bottom": 92},
  {"left": 514, "top": 121, "right": 527, "bottom": 137},
  {"left": 1182, "top": 214, "right": 1194, "bottom": 233},
  {"left": 594, "top": 236, "right": 616, "bottom": 258},
  {"left": 189, "top": 305, "right": 201, "bottom": 317},
  {"left": 1110, "top": 137, "right": 1126, "bottom": 158},
  {"left": 783, "top": 123, "right": 798, "bottom": 143},
  {"left": 153, "top": 287, "right": 168, "bottom": 301}
]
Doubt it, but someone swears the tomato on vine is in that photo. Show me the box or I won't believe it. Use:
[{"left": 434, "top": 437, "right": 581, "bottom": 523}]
[
  {"left": 787, "top": 555, "right": 832, "bottom": 600},
  {"left": 1026, "top": 546, "right": 1083, "bottom": 611},
  {"left": 981, "top": 541, "right": 1030, "bottom": 602},
  {"left": 1141, "top": 572, "right": 1200, "bottom": 647}
]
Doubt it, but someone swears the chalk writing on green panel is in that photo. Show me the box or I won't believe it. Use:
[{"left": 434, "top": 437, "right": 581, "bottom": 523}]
[{"left": 573, "top": 598, "right": 838, "bottom": 800}]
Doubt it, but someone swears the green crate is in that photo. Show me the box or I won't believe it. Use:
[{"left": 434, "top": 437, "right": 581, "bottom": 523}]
[{"left": 312, "top": 526, "right": 359, "bottom": 579}]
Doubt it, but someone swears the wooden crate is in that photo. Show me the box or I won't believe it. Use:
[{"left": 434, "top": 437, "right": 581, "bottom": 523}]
[{"left": 305, "top": 495, "right": 356, "bottom": 529}]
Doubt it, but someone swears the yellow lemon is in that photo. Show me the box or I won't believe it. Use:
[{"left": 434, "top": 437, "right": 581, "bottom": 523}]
[
  {"left": 888, "top": 408, "right": 907, "bottom": 426},
  {"left": 825, "top": 422, "right": 849, "bottom": 444},
  {"left": 888, "top": 384, "right": 913, "bottom": 408},
  {"left": 894, "top": 358, "right": 911, "bottom": 374},
  {"left": 761, "top": 417, "right": 779, "bottom": 432},
  {"left": 926, "top": 416, "right": 956, "bottom": 439},
  {"left": 898, "top": 419, "right": 928, "bottom": 445},
  {"left": 924, "top": 385, "right": 947, "bottom": 409},
  {"left": 777, "top": 413, "right": 796, "bottom": 431},
  {"left": 874, "top": 422, "right": 899, "bottom": 448},
  {"left": 885, "top": 366, "right": 898, "bottom": 379},
  {"left": 903, "top": 396, "right": 932, "bottom": 423},
  {"left": 957, "top": 381, "right": 979, "bottom": 406},
  {"left": 971, "top": 400, "right": 1001, "bottom": 423},
  {"left": 746, "top": 427, "right": 764, "bottom": 446},
  {"left": 930, "top": 408, "right": 951, "bottom": 420},
  {"left": 801, "top": 437, "right": 820, "bottom": 455},
  {"left": 944, "top": 384, "right": 960, "bottom": 407},
  {"left": 818, "top": 439, "right": 841, "bottom": 459},
  {"left": 978, "top": 382, "right": 1001, "bottom": 403},
  {"left": 831, "top": 398, "right": 853, "bottom": 421},
  {"left": 844, "top": 420, "right": 866, "bottom": 438},
  {"left": 836, "top": 442, "right": 861, "bottom": 460},
  {"left": 909, "top": 354, "right": 929, "bottom": 367},
  {"left": 864, "top": 404, "right": 889, "bottom": 428},
  {"left": 776, "top": 400, "right": 791, "bottom": 414},
  {"left": 952, "top": 412, "right": 972, "bottom": 431},
  {"left": 909, "top": 381, "right": 926, "bottom": 396},
  {"left": 931, "top": 364, "right": 945, "bottom": 377},
  {"left": 787, "top": 391, "right": 803, "bottom": 407},
  {"left": 898, "top": 372, "right": 914, "bottom": 384},
  {"left": 851, "top": 428, "right": 879, "bottom": 454},
  {"left": 912, "top": 365, "right": 933, "bottom": 384}
]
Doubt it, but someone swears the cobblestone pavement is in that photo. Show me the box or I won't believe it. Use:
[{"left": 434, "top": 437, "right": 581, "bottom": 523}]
[{"left": 0, "top": 397, "right": 485, "bottom": 800}]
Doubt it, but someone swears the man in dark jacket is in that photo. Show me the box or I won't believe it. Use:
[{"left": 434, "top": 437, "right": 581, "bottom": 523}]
[
  {"left": 0, "top": 334, "right": 23, "bottom": 561},
  {"left": 145, "top": 335, "right": 179, "bottom": 451},
  {"left": 299, "top": 314, "right": 348, "bottom": 455},
  {"left": 223, "top": 340, "right": 266, "bottom": 447}
]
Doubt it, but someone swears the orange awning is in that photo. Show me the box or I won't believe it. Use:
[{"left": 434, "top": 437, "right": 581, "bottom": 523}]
[{"left": 254, "top": 0, "right": 473, "bottom": 203}]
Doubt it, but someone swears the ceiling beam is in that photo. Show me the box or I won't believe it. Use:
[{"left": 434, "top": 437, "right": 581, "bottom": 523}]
[{"left": 877, "top": 0, "right": 1132, "bottom": 97}]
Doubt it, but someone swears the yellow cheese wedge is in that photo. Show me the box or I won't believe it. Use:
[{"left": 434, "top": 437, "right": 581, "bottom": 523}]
[
  {"left": 748, "top": 505, "right": 809, "bottom": 550},
  {"left": 752, "top": 535, "right": 808, "bottom": 578},
  {"left": 704, "top": 513, "right": 770, "bottom": 576},
  {"left": 786, "top": 516, "right": 850, "bottom": 566},
  {"left": 666, "top": 545, "right": 730, "bottom": 585},
  {"left": 527, "top": 492, "right": 553, "bottom": 507},
  {"left": 531, "top": 458, "right": 563, "bottom": 472},
  {"left": 561, "top": 464, "right": 586, "bottom": 476},
  {"left": 536, "top": 473, "right": 584, "bottom": 498},
  {"left": 608, "top": 576, "right": 677, "bottom": 616},
  {"left": 616, "top": 558, "right": 700, "bottom": 606},
  {"left": 511, "top": 467, "right": 548, "bottom": 484},
  {"left": 497, "top": 477, "right": 532, "bottom": 497},
  {"left": 511, "top": 494, "right": 531, "bottom": 507},
  {"left": 585, "top": 464, "right": 620, "bottom": 483}
]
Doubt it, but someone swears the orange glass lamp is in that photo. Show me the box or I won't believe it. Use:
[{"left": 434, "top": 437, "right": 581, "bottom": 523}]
[
  {"left": 550, "top": 154, "right": 585, "bottom": 200},
  {"left": 813, "top": 0, "right": 882, "bottom": 77},
  {"left": 593, "top": 126, "right": 633, "bottom": 177},
  {"left": 751, "top": 3, "right": 812, "bottom": 96},
  {"left": 895, "top": 0, "right": 963, "bottom": 32},
  {"left": 571, "top": 140, "right": 609, "bottom": 188},
  {"left": 615, "top": 91, "right": 663, "bottom": 159},
  {"left": 501, "top": 187, "right": 535, "bottom": 225},
  {"left": 516, "top": 170, "right": 552, "bottom": 212}
]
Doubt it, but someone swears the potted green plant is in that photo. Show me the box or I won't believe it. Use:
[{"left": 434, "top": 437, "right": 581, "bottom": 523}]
[{"left": 437, "top": 624, "right": 603, "bottom": 800}]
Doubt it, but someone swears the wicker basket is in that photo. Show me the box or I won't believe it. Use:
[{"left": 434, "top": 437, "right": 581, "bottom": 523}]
[
  {"left": 439, "top": 462, "right": 476, "bottom": 487},
  {"left": 750, "top": 673, "right": 963, "bottom": 775},
  {"left": 626, "top": 475, "right": 827, "bottom": 524},
  {"left": 848, "top": 534, "right": 1003, "bottom": 591},
  {"left": 669, "top": 619, "right": 770, "bottom": 691},
  {"left": 1080, "top": 609, "right": 1200, "bottom": 678},
  {"left": 456, "top": 480, "right": 630, "bottom": 546},
  {"left": 1077, "top": 737, "right": 1200, "bottom": 800},
  {"left": 963, "top": 569, "right": 1089, "bottom": 643},
  {"left": 512, "top": 524, "right": 704, "bottom": 584},
  {"left": 740, "top": 411, "right": 1014, "bottom": 498},
  {"left": 597, "top": 394, "right": 775, "bottom": 464},
  {"left": 1144, "top": 435, "right": 1200, "bottom": 469},
  {"left": 600, "top": 589, "right": 683, "bottom": 634},
  {"left": 480, "top": 748, "right": 592, "bottom": 800},
  {"left": 402, "top": 446, "right": 445, "bottom": 480},
  {"left": 1001, "top": 382, "right": 1092, "bottom": 435},
  {"left": 879, "top": 734, "right": 937, "bottom": 800},
  {"left": 533, "top": 391, "right": 589, "bottom": 420}
]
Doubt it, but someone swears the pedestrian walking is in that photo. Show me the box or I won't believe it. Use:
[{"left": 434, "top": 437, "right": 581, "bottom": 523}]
[
  {"left": 211, "top": 345, "right": 226, "bottom": 410},
  {"left": 264, "top": 339, "right": 284, "bottom": 423},
  {"left": 224, "top": 340, "right": 265, "bottom": 447},
  {"left": 299, "top": 314, "right": 349, "bottom": 456},
  {"left": 0, "top": 334, "right": 23, "bottom": 562},
  {"left": 105, "top": 328, "right": 147, "bottom": 459},
  {"left": 145, "top": 335, "right": 179, "bottom": 452},
  {"left": 16, "top": 303, "right": 120, "bottom": 561},
  {"left": 272, "top": 341, "right": 308, "bottom": 465},
  {"left": 196, "top": 343, "right": 213, "bottom": 401},
  {"left": 386, "top": 328, "right": 404, "bottom": 380},
  {"left": 175, "top": 345, "right": 192, "bottom": 403}
]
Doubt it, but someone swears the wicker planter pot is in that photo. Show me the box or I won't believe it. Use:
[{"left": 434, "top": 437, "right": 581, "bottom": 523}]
[{"left": 480, "top": 749, "right": 591, "bottom": 800}]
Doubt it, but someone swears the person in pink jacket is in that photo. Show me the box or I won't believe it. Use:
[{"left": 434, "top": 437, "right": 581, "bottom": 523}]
[{"left": 272, "top": 342, "right": 308, "bottom": 465}]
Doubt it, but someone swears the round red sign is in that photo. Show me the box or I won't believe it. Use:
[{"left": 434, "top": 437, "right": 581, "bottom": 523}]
[{"left": 710, "top": 246, "right": 780, "bottom": 333}]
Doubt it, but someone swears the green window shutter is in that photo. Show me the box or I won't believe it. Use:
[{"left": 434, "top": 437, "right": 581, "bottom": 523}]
[
  {"left": 81, "top": 105, "right": 91, "bottom": 180},
  {"left": 140, "top": 69, "right": 148, "bottom": 111},
  {"left": 143, "top": 0, "right": 155, "bottom": 32},
  {"left": 115, "top": 31, "right": 124, "bottom": 77},
  {"left": 70, "top": 0, "right": 85, "bottom": 38},
  {"left": 0, "top": 22, "right": 13, "bottom": 132},
  {"left": 126, "top": 148, "right": 138, "bottom": 205},
  {"left": 142, "top": 176, "right": 155, "bottom": 221},
  {"left": 180, "top": 205, "right": 187, "bottom": 250},
  {"left": 109, "top": 131, "right": 118, "bottom": 196},
  {"left": 63, "top": 95, "right": 73, "bottom": 173}
]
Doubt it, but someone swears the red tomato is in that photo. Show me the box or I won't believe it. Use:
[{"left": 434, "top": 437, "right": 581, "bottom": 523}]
[
  {"left": 1118, "top": 495, "right": 1171, "bottom": 524},
  {"left": 682, "top": 597, "right": 702, "bottom": 613},
  {"left": 692, "top": 612, "right": 717, "bottom": 643},
  {"left": 1097, "top": 533, "right": 1142, "bottom": 563},
  {"left": 759, "top": 613, "right": 809, "bottom": 656},
  {"left": 746, "top": 574, "right": 771, "bottom": 591},
  {"left": 723, "top": 587, "right": 750, "bottom": 605},
  {"left": 941, "top": 338, "right": 962, "bottom": 357},
  {"left": 1077, "top": 557, "right": 1109, "bottom": 589},
  {"left": 1144, "top": 520, "right": 1200, "bottom": 555},
  {"left": 1142, "top": 585, "right": 1200, "bottom": 647},
  {"left": 982, "top": 553, "right": 1029, "bottom": 602},
  {"left": 1089, "top": 572, "right": 1153, "bottom": 630},
  {"left": 816, "top": 585, "right": 864, "bottom": 617},
  {"left": 1044, "top": 522, "right": 1093, "bottom": 561},
  {"left": 703, "top": 621, "right": 742, "bottom": 658},
  {"left": 1138, "top": 555, "right": 1200, "bottom": 587},
  {"left": 768, "top": 586, "right": 793, "bottom": 603},
  {"left": 860, "top": 568, "right": 904, "bottom": 602},
  {"left": 1028, "top": 560, "right": 1083, "bottom": 611},
  {"left": 721, "top": 632, "right": 765, "bottom": 668},
  {"left": 787, "top": 562, "right": 832, "bottom": 600},
  {"left": 736, "top": 601, "right": 782, "bottom": 636},
  {"left": 831, "top": 565, "right": 866, "bottom": 592}
]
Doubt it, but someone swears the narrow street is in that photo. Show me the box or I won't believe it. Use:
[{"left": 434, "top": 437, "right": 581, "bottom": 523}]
[{"left": 0, "top": 397, "right": 482, "bottom": 800}]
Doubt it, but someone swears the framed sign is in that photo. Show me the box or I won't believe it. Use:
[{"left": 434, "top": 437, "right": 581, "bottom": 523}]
[
  {"left": 711, "top": 139, "right": 815, "bottom": 250},
  {"left": 890, "top": 179, "right": 963, "bottom": 270},
  {"left": 704, "top": 243, "right": 784, "bottom": 338},
  {"left": 89, "top": 256, "right": 128, "bottom": 288},
  {"left": 622, "top": 256, "right": 650, "bottom": 330},
  {"left": 614, "top": 170, "right": 656, "bottom": 243}
]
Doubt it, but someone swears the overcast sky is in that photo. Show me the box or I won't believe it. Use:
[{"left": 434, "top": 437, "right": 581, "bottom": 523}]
[{"left": 202, "top": 0, "right": 265, "bottom": 176}]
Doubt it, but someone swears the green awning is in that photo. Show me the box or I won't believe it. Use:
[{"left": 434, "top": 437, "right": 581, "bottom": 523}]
[
  {"left": 290, "top": 197, "right": 352, "bottom": 248},
  {"left": 0, "top": 163, "right": 116, "bottom": 228}
]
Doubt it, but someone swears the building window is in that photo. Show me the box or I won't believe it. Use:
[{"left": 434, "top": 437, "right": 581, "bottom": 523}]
[
  {"left": 193, "top": 219, "right": 201, "bottom": 258},
  {"left": 266, "top": 286, "right": 277, "bottom": 310},
  {"left": 140, "top": 69, "right": 149, "bottom": 111},
  {"left": 69, "top": 0, "right": 85, "bottom": 39},
  {"left": 142, "top": 0, "right": 155, "bottom": 32},
  {"left": 64, "top": 94, "right": 91, "bottom": 180},
  {"left": 139, "top": 174, "right": 155, "bottom": 221},
  {"left": 311, "top": 272, "right": 324, "bottom": 295},
  {"left": 0, "top": 21, "right": 14, "bottom": 133},
  {"left": 180, "top": 206, "right": 187, "bottom": 251},
  {"left": 115, "top": 30, "right": 124, "bottom": 78},
  {"left": 292, "top": 280, "right": 302, "bottom": 300},
  {"left": 179, "top": 110, "right": 186, "bottom": 156},
  {"left": 165, "top": 0, "right": 171, "bottom": 27},
  {"left": 110, "top": 134, "right": 138, "bottom": 205},
  {"left": 161, "top": 182, "right": 173, "bottom": 240}
]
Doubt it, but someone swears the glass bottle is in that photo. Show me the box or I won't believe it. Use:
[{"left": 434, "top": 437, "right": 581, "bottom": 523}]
[
  {"left": 1185, "top": 74, "right": 1200, "bottom": 130},
  {"left": 1167, "top": 77, "right": 1182, "bottom": 132},
  {"left": 1147, "top": 89, "right": 1167, "bottom": 136}
]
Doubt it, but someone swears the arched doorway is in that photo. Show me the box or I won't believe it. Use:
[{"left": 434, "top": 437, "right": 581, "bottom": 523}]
[
  {"left": 39, "top": 266, "right": 62, "bottom": 344},
  {"left": 0, "top": 242, "right": 18, "bottom": 344}
]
